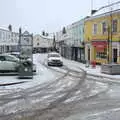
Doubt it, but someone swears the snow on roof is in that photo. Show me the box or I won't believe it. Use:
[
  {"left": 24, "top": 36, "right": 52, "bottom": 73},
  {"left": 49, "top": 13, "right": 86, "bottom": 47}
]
[
  {"left": 34, "top": 34, "right": 53, "bottom": 40},
  {"left": 0, "top": 27, "right": 9, "bottom": 31},
  {"left": 86, "top": 1, "right": 120, "bottom": 21},
  {"left": 40, "top": 35, "right": 53, "bottom": 40}
]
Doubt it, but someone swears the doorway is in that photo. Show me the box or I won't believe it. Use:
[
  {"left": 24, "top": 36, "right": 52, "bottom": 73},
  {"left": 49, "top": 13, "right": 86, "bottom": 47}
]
[
  {"left": 88, "top": 48, "right": 90, "bottom": 61},
  {"left": 113, "top": 48, "right": 117, "bottom": 63}
]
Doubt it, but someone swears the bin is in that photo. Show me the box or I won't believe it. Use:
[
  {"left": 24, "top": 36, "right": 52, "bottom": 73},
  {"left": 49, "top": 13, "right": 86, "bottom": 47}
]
[{"left": 18, "top": 60, "right": 33, "bottom": 79}]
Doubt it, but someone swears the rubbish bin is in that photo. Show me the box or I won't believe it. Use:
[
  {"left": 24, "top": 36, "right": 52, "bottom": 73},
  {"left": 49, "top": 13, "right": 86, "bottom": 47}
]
[{"left": 18, "top": 60, "right": 33, "bottom": 79}]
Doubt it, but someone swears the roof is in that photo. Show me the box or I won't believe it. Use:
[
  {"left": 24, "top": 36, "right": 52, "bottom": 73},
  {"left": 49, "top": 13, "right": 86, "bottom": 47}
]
[
  {"left": 86, "top": 1, "right": 120, "bottom": 21},
  {"left": 34, "top": 34, "right": 53, "bottom": 40},
  {"left": 85, "top": 9, "right": 120, "bottom": 21},
  {"left": 0, "top": 27, "right": 9, "bottom": 32},
  {"left": 48, "top": 52, "right": 59, "bottom": 55}
]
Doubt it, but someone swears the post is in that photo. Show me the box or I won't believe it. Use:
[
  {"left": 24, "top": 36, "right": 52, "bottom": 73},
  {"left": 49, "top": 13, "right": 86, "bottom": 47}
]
[
  {"left": 107, "top": 26, "right": 110, "bottom": 63},
  {"left": 110, "top": 7, "right": 113, "bottom": 63},
  {"left": 119, "top": 37, "right": 120, "bottom": 63},
  {"left": 53, "top": 33, "right": 56, "bottom": 51},
  {"left": 19, "top": 27, "right": 22, "bottom": 52}
]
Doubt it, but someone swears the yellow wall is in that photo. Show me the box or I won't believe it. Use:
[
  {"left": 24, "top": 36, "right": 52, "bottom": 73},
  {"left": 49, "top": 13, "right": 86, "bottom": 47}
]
[
  {"left": 84, "top": 12, "right": 120, "bottom": 64},
  {"left": 85, "top": 12, "right": 120, "bottom": 42}
]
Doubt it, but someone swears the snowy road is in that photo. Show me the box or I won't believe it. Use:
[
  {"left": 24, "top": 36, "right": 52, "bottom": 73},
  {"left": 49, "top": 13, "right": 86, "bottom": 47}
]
[{"left": 0, "top": 54, "right": 120, "bottom": 120}]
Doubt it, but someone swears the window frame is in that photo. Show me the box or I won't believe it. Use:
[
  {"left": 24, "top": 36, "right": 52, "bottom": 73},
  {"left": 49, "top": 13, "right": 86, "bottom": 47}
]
[
  {"left": 112, "top": 19, "right": 118, "bottom": 33},
  {"left": 92, "top": 23, "right": 98, "bottom": 35}
]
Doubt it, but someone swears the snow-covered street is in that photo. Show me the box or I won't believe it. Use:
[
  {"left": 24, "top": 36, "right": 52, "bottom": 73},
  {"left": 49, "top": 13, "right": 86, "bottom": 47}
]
[{"left": 0, "top": 53, "right": 120, "bottom": 120}]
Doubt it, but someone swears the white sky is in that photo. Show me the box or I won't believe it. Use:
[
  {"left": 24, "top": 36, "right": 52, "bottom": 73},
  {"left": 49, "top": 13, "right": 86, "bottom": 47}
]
[{"left": 0, "top": 0, "right": 118, "bottom": 34}]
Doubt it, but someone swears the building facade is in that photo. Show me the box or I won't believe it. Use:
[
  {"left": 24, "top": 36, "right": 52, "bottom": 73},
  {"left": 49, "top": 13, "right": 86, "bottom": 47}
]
[
  {"left": 84, "top": 9, "right": 120, "bottom": 64},
  {"left": 56, "top": 25, "right": 73, "bottom": 59},
  {"left": 0, "top": 27, "right": 19, "bottom": 53},
  {"left": 71, "top": 19, "right": 85, "bottom": 62},
  {"left": 56, "top": 19, "right": 85, "bottom": 62},
  {"left": 33, "top": 34, "right": 53, "bottom": 53}
]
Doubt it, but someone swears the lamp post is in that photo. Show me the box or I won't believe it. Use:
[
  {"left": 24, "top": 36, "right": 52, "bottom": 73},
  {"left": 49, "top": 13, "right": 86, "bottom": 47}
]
[
  {"left": 119, "top": 37, "right": 120, "bottom": 63},
  {"left": 107, "top": 25, "right": 110, "bottom": 63}
]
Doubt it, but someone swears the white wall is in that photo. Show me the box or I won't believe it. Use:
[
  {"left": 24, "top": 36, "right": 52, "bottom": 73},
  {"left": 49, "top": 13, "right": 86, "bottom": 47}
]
[{"left": 33, "top": 35, "right": 53, "bottom": 48}]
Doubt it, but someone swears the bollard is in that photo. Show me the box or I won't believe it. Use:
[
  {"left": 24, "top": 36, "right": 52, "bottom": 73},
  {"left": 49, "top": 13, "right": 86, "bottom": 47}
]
[
  {"left": 85, "top": 60, "right": 89, "bottom": 67},
  {"left": 91, "top": 60, "right": 96, "bottom": 68}
]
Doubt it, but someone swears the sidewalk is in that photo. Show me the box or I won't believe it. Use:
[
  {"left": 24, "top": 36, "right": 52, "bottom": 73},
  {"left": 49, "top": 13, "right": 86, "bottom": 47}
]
[{"left": 63, "top": 58, "right": 120, "bottom": 80}]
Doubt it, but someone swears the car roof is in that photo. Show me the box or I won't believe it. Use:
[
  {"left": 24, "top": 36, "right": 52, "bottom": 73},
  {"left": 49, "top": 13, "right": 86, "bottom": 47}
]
[
  {"left": 48, "top": 52, "right": 60, "bottom": 55},
  {"left": 0, "top": 53, "right": 18, "bottom": 58}
]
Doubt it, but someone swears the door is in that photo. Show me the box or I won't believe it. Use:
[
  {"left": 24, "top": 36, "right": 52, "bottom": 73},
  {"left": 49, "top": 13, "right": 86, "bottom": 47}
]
[
  {"left": 4, "top": 56, "right": 18, "bottom": 71},
  {"left": 113, "top": 48, "right": 117, "bottom": 63},
  {"left": 75, "top": 47, "right": 78, "bottom": 61},
  {"left": 0, "top": 56, "right": 6, "bottom": 71},
  {"left": 88, "top": 48, "right": 90, "bottom": 61}
]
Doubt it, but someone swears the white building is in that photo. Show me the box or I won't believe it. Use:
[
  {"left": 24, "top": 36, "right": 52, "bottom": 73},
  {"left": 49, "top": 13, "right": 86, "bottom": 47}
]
[
  {"left": 0, "top": 27, "right": 19, "bottom": 53},
  {"left": 56, "top": 19, "right": 85, "bottom": 62},
  {"left": 33, "top": 34, "right": 53, "bottom": 53}
]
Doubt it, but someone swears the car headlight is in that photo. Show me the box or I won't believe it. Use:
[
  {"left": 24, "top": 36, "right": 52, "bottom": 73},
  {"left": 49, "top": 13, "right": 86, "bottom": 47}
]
[{"left": 48, "top": 59, "right": 52, "bottom": 62}]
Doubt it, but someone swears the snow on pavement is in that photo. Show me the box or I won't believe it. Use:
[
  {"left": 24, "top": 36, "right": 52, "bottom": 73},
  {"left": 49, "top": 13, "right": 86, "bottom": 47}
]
[{"left": 63, "top": 58, "right": 120, "bottom": 79}]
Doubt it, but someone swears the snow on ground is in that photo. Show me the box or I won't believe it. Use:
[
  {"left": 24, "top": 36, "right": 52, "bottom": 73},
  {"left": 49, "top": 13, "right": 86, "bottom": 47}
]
[
  {"left": 35, "top": 53, "right": 120, "bottom": 79},
  {"left": 62, "top": 58, "right": 120, "bottom": 79},
  {"left": 0, "top": 53, "right": 120, "bottom": 92},
  {"left": 0, "top": 53, "right": 56, "bottom": 91}
]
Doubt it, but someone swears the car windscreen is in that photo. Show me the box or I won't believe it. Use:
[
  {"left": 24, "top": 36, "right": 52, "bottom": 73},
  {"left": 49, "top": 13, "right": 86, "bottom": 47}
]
[{"left": 48, "top": 54, "right": 60, "bottom": 58}]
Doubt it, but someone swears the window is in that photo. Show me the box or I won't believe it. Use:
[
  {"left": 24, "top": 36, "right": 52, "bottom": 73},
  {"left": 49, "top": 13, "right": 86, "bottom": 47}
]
[
  {"left": 48, "top": 53, "right": 60, "bottom": 58},
  {"left": 96, "top": 48, "right": 107, "bottom": 59},
  {"left": 37, "top": 42, "right": 39, "bottom": 46},
  {"left": 112, "top": 19, "right": 117, "bottom": 33},
  {"left": 93, "top": 24, "right": 97, "bottom": 35},
  {"left": 102, "top": 22, "right": 107, "bottom": 34},
  {"left": 5, "top": 56, "right": 15, "bottom": 61}
]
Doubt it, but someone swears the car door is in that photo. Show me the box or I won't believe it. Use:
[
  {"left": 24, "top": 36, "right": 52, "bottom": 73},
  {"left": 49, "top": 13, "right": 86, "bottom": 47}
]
[
  {"left": 0, "top": 56, "right": 6, "bottom": 71},
  {"left": 4, "top": 55, "right": 18, "bottom": 71}
]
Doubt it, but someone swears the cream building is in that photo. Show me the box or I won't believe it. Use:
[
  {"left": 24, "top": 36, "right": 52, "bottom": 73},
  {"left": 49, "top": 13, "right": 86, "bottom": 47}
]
[{"left": 33, "top": 34, "right": 53, "bottom": 53}]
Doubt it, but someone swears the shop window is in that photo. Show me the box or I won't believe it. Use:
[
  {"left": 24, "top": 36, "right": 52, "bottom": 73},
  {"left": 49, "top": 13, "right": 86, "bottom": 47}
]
[{"left": 96, "top": 48, "right": 107, "bottom": 59}]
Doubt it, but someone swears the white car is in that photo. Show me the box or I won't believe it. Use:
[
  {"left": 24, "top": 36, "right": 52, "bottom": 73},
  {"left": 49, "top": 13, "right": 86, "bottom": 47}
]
[
  {"left": 0, "top": 54, "right": 19, "bottom": 72},
  {"left": 0, "top": 54, "right": 36, "bottom": 72},
  {"left": 47, "top": 52, "right": 63, "bottom": 66}
]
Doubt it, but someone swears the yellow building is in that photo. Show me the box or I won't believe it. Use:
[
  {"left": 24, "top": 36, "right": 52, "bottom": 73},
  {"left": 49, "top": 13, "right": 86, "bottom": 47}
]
[{"left": 84, "top": 10, "right": 120, "bottom": 64}]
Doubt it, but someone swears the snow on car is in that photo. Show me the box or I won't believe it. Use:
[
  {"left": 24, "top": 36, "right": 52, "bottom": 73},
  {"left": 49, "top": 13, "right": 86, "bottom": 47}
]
[{"left": 47, "top": 52, "right": 63, "bottom": 66}]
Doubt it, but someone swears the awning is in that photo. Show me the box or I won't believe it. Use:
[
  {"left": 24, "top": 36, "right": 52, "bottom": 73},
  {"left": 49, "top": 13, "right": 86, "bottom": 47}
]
[
  {"left": 92, "top": 41, "right": 107, "bottom": 52},
  {"left": 96, "top": 45, "right": 105, "bottom": 52}
]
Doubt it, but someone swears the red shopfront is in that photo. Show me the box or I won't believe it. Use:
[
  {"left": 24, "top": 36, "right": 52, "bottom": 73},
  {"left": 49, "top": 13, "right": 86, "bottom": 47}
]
[{"left": 92, "top": 41, "right": 108, "bottom": 63}]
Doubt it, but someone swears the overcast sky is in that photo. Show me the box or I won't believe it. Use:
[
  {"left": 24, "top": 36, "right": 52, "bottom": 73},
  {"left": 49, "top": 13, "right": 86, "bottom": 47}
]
[{"left": 0, "top": 0, "right": 118, "bottom": 34}]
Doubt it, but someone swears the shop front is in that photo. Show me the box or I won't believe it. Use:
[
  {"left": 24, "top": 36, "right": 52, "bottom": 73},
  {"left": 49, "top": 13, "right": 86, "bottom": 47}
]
[{"left": 92, "top": 41, "right": 108, "bottom": 64}]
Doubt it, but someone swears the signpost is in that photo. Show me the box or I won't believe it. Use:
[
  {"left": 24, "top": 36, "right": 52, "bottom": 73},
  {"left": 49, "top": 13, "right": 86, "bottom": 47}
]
[{"left": 18, "top": 30, "right": 33, "bottom": 79}]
